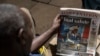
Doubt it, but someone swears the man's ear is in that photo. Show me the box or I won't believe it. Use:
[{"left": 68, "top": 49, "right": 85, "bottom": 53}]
[{"left": 18, "top": 28, "right": 26, "bottom": 45}]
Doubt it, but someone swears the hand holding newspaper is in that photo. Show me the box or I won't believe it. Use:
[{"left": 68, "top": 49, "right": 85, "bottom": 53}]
[{"left": 57, "top": 8, "right": 100, "bottom": 56}]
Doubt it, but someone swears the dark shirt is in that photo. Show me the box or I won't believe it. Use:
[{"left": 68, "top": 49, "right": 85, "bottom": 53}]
[{"left": 82, "top": 0, "right": 100, "bottom": 10}]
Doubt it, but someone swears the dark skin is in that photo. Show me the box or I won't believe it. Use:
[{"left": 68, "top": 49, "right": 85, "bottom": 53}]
[
  {"left": 0, "top": 7, "right": 60, "bottom": 56},
  {"left": 72, "top": 29, "right": 78, "bottom": 34},
  {"left": 19, "top": 8, "right": 61, "bottom": 55}
]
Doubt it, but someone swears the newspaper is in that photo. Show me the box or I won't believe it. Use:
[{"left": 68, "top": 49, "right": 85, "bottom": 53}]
[{"left": 57, "top": 8, "right": 100, "bottom": 56}]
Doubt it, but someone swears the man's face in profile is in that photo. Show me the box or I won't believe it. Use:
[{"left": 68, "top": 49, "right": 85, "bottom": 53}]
[{"left": 19, "top": 8, "right": 35, "bottom": 54}]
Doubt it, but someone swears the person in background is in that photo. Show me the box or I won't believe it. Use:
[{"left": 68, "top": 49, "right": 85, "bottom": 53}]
[{"left": 82, "top": 0, "right": 100, "bottom": 10}]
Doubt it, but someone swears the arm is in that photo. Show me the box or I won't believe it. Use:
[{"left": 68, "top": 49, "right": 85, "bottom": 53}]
[{"left": 31, "top": 15, "right": 61, "bottom": 51}]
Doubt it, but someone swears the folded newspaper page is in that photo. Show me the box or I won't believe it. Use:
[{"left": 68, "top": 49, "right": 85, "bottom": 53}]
[{"left": 57, "top": 8, "right": 100, "bottom": 56}]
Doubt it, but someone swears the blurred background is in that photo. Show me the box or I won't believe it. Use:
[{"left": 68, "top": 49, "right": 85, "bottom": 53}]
[{"left": 0, "top": 0, "right": 82, "bottom": 34}]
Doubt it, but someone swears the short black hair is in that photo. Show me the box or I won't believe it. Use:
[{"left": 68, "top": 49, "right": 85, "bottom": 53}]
[{"left": 0, "top": 4, "right": 25, "bottom": 38}]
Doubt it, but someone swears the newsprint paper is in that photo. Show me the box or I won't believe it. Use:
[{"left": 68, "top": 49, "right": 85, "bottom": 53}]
[{"left": 57, "top": 8, "right": 100, "bottom": 56}]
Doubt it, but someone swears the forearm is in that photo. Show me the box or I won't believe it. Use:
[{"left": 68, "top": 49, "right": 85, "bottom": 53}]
[
  {"left": 31, "top": 27, "right": 56, "bottom": 51},
  {"left": 31, "top": 14, "right": 61, "bottom": 51}
]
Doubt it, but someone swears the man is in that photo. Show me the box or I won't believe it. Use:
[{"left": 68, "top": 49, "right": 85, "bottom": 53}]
[
  {"left": 66, "top": 26, "right": 81, "bottom": 50},
  {"left": 67, "top": 26, "right": 81, "bottom": 43},
  {"left": 0, "top": 4, "right": 61, "bottom": 56}
]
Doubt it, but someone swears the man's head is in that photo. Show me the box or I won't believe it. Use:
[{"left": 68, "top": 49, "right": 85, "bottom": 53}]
[
  {"left": 70, "top": 26, "right": 78, "bottom": 34},
  {"left": 0, "top": 4, "right": 34, "bottom": 56}
]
